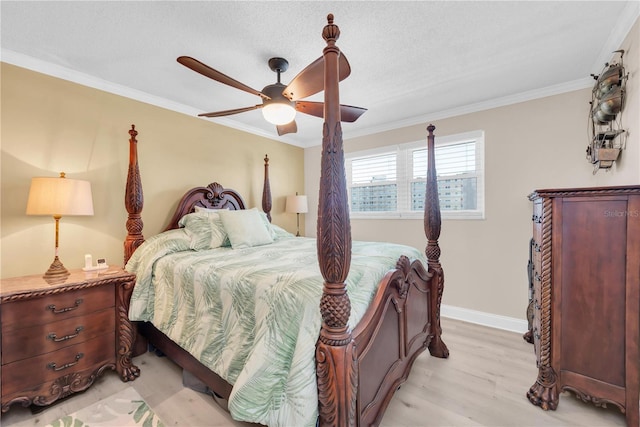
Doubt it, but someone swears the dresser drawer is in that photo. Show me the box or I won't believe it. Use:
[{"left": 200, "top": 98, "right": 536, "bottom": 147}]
[
  {"left": 1, "top": 285, "right": 114, "bottom": 329},
  {"left": 1, "top": 308, "right": 115, "bottom": 364},
  {"left": 1, "top": 332, "right": 115, "bottom": 398}
]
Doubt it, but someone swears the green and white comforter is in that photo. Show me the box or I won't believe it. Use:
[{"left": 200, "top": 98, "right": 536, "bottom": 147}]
[{"left": 127, "top": 229, "right": 426, "bottom": 426}]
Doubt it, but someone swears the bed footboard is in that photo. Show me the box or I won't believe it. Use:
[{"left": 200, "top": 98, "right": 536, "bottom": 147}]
[{"left": 353, "top": 257, "right": 432, "bottom": 425}]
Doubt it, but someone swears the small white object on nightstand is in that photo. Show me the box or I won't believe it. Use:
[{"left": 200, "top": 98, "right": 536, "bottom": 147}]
[{"left": 82, "top": 257, "right": 109, "bottom": 271}]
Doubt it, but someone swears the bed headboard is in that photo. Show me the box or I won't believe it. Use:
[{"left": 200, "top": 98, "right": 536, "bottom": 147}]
[
  {"left": 163, "top": 182, "right": 246, "bottom": 232},
  {"left": 123, "top": 128, "right": 272, "bottom": 265}
]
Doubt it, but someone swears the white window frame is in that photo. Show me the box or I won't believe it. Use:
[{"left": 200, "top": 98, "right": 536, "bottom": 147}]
[{"left": 346, "top": 130, "right": 485, "bottom": 220}]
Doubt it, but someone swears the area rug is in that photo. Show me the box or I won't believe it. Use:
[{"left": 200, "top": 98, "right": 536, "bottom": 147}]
[{"left": 45, "top": 388, "right": 165, "bottom": 427}]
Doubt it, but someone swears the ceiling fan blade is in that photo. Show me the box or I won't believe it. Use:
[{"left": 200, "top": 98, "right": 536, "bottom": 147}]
[
  {"left": 178, "top": 56, "right": 266, "bottom": 99},
  {"left": 295, "top": 101, "right": 367, "bottom": 123},
  {"left": 338, "top": 104, "right": 367, "bottom": 122},
  {"left": 198, "top": 105, "right": 262, "bottom": 118},
  {"left": 283, "top": 54, "right": 351, "bottom": 101},
  {"left": 277, "top": 120, "right": 297, "bottom": 136}
]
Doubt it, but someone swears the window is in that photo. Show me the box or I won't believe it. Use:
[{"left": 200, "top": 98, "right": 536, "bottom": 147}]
[{"left": 346, "top": 130, "right": 484, "bottom": 220}]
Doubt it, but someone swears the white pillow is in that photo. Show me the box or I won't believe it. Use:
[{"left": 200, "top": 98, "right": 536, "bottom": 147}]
[
  {"left": 218, "top": 208, "right": 274, "bottom": 249},
  {"left": 194, "top": 205, "right": 218, "bottom": 213},
  {"left": 178, "top": 211, "right": 229, "bottom": 250},
  {"left": 270, "top": 223, "right": 295, "bottom": 240}
]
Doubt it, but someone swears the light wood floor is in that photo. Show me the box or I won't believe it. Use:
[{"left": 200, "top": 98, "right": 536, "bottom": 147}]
[{"left": 1, "top": 318, "right": 628, "bottom": 427}]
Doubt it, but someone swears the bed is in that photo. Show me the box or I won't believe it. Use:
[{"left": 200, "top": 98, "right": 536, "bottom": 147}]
[{"left": 123, "top": 14, "right": 448, "bottom": 427}]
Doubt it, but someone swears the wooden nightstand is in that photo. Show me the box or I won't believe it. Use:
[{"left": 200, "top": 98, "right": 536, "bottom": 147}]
[{"left": 0, "top": 268, "right": 140, "bottom": 412}]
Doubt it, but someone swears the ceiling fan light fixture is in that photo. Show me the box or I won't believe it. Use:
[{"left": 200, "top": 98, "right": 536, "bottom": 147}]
[{"left": 262, "top": 101, "right": 296, "bottom": 125}]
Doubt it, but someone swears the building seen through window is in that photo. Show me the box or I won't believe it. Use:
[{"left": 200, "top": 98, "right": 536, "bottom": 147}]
[{"left": 346, "top": 131, "right": 484, "bottom": 220}]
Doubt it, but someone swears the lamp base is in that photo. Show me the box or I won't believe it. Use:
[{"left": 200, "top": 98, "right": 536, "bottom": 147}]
[{"left": 43, "top": 256, "right": 70, "bottom": 281}]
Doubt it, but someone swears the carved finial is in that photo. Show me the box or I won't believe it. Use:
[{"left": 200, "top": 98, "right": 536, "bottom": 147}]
[
  {"left": 323, "top": 13, "right": 339, "bottom": 43},
  {"left": 264, "top": 154, "right": 269, "bottom": 165},
  {"left": 59, "top": 172, "right": 66, "bottom": 178},
  {"left": 129, "top": 124, "right": 138, "bottom": 141},
  {"left": 427, "top": 124, "right": 435, "bottom": 134}
]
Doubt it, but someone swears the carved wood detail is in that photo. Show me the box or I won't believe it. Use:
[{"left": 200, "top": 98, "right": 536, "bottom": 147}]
[
  {"left": 124, "top": 124, "right": 144, "bottom": 266},
  {"left": 116, "top": 278, "right": 141, "bottom": 381},
  {"left": 162, "top": 182, "right": 247, "bottom": 231},
  {"left": 423, "top": 124, "right": 449, "bottom": 359},
  {"left": 563, "top": 386, "right": 626, "bottom": 413},
  {"left": 316, "top": 14, "right": 357, "bottom": 427},
  {"left": 0, "top": 277, "right": 131, "bottom": 303},
  {"left": 527, "top": 197, "right": 558, "bottom": 410},
  {"left": 262, "top": 154, "right": 272, "bottom": 222},
  {"left": 1, "top": 364, "right": 115, "bottom": 412}
]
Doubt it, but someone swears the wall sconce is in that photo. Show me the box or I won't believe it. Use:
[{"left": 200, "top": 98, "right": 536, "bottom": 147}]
[
  {"left": 286, "top": 193, "right": 308, "bottom": 237},
  {"left": 26, "top": 172, "right": 94, "bottom": 280},
  {"left": 587, "top": 50, "right": 628, "bottom": 174}
]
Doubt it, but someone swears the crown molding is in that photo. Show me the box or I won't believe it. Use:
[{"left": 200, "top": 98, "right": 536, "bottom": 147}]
[
  {"left": 1, "top": 49, "right": 310, "bottom": 148},
  {"left": 339, "top": 77, "right": 594, "bottom": 145}
]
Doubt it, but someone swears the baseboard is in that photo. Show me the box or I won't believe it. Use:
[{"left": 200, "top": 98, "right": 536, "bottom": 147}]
[{"left": 441, "top": 304, "right": 529, "bottom": 334}]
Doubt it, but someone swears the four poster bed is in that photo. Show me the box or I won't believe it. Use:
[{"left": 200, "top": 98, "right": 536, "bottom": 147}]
[{"left": 123, "top": 15, "right": 448, "bottom": 427}]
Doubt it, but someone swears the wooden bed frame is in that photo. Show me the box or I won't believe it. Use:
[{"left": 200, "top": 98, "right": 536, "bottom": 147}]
[{"left": 123, "top": 14, "right": 448, "bottom": 426}]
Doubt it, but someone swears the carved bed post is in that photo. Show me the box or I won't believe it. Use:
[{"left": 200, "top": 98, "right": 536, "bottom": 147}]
[
  {"left": 424, "top": 124, "right": 449, "bottom": 358},
  {"left": 124, "top": 124, "right": 144, "bottom": 266},
  {"left": 262, "top": 154, "right": 272, "bottom": 222},
  {"left": 315, "top": 14, "right": 357, "bottom": 427}
]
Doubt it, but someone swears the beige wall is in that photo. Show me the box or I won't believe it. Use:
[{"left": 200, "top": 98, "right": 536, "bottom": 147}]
[
  {"left": 1, "top": 64, "right": 305, "bottom": 279},
  {"left": 304, "top": 17, "right": 639, "bottom": 321}
]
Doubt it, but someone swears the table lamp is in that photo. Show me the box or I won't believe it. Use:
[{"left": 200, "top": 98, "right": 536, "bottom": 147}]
[
  {"left": 26, "top": 172, "right": 94, "bottom": 280},
  {"left": 286, "top": 193, "right": 308, "bottom": 237}
]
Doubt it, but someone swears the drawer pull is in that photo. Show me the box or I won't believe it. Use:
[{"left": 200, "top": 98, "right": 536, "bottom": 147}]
[
  {"left": 47, "top": 299, "right": 83, "bottom": 314},
  {"left": 47, "top": 353, "right": 84, "bottom": 371},
  {"left": 47, "top": 326, "right": 84, "bottom": 342}
]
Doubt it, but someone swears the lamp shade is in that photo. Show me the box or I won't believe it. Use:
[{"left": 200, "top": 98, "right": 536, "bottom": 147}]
[
  {"left": 286, "top": 195, "right": 308, "bottom": 214},
  {"left": 26, "top": 174, "right": 94, "bottom": 216},
  {"left": 262, "top": 102, "right": 296, "bottom": 125}
]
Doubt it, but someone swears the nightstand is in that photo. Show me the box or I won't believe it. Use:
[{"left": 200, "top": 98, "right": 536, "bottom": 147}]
[{"left": 1, "top": 268, "right": 140, "bottom": 412}]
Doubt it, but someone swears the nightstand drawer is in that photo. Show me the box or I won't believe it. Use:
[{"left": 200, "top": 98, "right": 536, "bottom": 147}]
[
  {"left": 1, "top": 332, "right": 115, "bottom": 398},
  {"left": 1, "top": 285, "right": 114, "bottom": 329},
  {"left": 1, "top": 269, "right": 138, "bottom": 412},
  {"left": 1, "top": 308, "right": 115, "bottom": 364}
]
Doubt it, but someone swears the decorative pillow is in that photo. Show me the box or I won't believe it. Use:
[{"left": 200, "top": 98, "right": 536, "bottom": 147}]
[
  {"left": 178, "top": 211, "right": 229, "bottom": 250},
  {"left": 218, "top": 208, "right": 274, "bottom": 249},
  {"left": 259, "top": 211, "right": 278, "bottom": 240},
  {"left": 194, "top": 205, "right": 218, "bottom": 213},
  {"left": 270, "top": 224, "right": 295, "bottom": 240}
]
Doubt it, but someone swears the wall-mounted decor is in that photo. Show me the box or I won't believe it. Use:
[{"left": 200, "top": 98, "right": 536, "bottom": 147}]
[{"left": 586, "top": 50, "right": 628, "bottom": 174}]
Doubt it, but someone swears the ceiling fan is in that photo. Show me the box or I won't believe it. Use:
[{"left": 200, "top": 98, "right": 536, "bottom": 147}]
[{"left": 177, "top": 55, "right": 367, "bottom": 136}]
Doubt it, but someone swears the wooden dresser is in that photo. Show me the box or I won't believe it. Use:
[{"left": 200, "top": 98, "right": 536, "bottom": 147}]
[
  {"left": 1, "top": 269, "right": 140, "bottom": 412},
  {"left": 526, "top": 186, "right": 639, "bottom": 427}
]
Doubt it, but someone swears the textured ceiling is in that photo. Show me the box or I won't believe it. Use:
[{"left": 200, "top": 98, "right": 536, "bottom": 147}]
[{"left": 2, "top": 1, "right": 638, "bottom": 148}]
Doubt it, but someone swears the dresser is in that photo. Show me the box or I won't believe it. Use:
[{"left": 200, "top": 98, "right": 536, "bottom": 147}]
[
  {"left": 1, "top": 269, "right": 140, "bottom": 412},
  {"left": 526, "top": 186, "right": 639, "bottom": 427}
]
